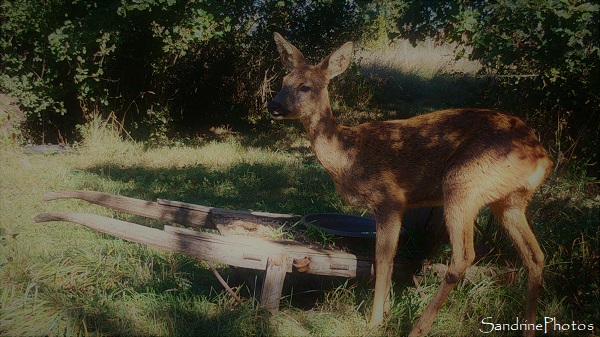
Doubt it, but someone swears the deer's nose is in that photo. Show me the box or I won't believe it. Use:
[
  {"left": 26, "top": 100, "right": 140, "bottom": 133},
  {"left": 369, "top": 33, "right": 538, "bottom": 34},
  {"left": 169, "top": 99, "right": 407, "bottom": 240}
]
[
  {"left": 267, "top": 100, "right": 290, "bottom": 118},
  {"left": 267, "top": 100, "right": 280, "bottom": 114}
]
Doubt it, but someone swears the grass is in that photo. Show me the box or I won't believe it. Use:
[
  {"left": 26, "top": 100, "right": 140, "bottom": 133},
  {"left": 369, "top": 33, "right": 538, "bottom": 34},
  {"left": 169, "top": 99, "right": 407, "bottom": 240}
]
[{"left": 1, "top": 40, "right": 599, "bottom": 336}]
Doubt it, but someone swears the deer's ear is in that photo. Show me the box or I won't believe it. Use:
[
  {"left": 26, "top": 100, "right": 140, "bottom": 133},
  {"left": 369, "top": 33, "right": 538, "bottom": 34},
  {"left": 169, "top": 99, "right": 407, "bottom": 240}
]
[
  {"left": 274, "top": 32, "right": 306, "bottom": 71},
  {"left": 320, "top": 42, "right": 353, "bottom": 79}
]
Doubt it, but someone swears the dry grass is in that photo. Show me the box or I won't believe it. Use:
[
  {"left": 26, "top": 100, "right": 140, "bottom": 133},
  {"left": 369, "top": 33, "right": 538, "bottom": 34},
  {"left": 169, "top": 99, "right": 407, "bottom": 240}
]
[{"left": 357, "top": 39, "right": 482, "bottom": 79}]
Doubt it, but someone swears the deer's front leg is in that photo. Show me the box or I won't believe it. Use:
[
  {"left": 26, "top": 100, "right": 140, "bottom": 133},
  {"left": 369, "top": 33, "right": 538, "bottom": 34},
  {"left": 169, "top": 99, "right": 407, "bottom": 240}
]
[{"left": 369, "top": 207, "right": 403, "bottom": 326}]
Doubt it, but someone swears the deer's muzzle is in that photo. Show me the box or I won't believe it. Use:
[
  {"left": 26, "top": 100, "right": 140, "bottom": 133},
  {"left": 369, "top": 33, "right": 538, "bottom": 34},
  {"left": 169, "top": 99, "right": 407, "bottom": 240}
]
[{"left": 267, "top": 100, "right": 292, "bottom": 119}]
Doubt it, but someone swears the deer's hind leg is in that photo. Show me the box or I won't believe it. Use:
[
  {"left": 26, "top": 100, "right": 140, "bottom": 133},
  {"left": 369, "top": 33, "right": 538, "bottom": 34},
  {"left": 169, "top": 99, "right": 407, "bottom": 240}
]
[{"left": 490, "top": 193, "right": 544, "bottom": 337}]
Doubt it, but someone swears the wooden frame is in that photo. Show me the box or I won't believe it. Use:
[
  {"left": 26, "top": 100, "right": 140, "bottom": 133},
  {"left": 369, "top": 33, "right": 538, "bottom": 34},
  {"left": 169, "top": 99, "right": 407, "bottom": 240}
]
[{"left": 35, "top": 190, "right": 376, "bottom": 313}]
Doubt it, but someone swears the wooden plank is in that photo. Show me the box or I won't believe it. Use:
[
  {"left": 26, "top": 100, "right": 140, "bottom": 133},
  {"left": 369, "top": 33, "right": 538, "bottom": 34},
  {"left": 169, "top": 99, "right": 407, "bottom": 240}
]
[
  {"left": 35, "top": 213, "right": 374, "bottom": 278},
  {"left": 157, "top": 198, "right": 300, "bottom": 223},
  {"left": 43, "top": 190, "right": 300, "bottom": 230},
  {"left": 35, "top": 212, "right": 264, "bottom": 270},
  {"left": 164, "top": 226, "right": 373, "bottom": 278},
  {"left": 43, "top": 190, "right": 214, "bottom": 229},
  {"left": 260, "top": 254, "right": 289, "bottom": 314}
]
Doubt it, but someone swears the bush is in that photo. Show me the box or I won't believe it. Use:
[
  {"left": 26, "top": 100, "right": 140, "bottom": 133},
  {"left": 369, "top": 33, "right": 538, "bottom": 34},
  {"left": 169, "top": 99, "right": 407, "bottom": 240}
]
[
  {"left": 0, "top": 94, "right": 26, "bottom": 145},
  {"left": 0, "top": 0, "right": 377, "bottom": 143}
]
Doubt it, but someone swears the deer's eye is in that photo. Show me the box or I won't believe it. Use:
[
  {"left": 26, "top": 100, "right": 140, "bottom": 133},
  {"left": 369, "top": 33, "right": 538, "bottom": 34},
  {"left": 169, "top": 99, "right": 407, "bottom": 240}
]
[{"left": 299, "top": 84, "right": 311, "bottom": 93}]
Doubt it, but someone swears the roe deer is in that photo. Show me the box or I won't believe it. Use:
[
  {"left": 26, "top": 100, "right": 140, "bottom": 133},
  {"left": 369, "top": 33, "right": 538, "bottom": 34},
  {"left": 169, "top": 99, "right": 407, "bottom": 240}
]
[{"left": 267, "top": 32, "right": 553, "bottom": 337}]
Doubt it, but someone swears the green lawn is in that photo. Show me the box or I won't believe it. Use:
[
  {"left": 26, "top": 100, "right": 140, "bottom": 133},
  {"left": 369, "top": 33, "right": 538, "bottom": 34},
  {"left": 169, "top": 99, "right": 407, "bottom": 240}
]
[
  {"left": 2, "top": 125, "right": 598, "bottom": 336},
  {"left": 1, "top": 40, "right": 598, "bottom": 336}
]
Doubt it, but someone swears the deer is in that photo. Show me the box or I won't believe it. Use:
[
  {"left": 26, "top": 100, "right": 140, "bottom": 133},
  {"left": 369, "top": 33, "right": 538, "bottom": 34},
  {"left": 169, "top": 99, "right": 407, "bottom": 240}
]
[{"left": 267, "top": 32, "right": 553, "bottom": 336}]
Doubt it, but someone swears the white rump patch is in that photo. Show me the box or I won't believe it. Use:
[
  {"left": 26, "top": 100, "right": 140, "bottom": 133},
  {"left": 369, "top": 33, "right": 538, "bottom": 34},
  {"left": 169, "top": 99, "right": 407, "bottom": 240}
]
[{"left": 527, "top": 163, "right": 547, "bottom": 188}]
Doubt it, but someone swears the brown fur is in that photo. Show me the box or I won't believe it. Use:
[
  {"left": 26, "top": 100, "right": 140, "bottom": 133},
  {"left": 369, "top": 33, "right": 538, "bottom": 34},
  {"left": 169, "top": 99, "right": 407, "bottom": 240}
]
[{"left": 268, "top": 32, "right": 552, "bottom": 337}]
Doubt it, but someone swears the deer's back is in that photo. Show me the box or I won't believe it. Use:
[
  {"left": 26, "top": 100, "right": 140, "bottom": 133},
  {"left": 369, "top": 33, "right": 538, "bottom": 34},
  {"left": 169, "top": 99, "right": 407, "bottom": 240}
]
[{"left": 334, "top": 109, "right": 552, "bottom": 208}]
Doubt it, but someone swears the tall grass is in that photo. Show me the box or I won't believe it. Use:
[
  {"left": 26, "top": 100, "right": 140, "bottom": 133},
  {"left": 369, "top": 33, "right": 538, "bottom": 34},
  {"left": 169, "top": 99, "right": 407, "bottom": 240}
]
[
  {"left": 1, "top": 43, "right": 598, "bottom": 336},
  {"left": 358, "top": 39, "right": 481, "bottom": 79}
]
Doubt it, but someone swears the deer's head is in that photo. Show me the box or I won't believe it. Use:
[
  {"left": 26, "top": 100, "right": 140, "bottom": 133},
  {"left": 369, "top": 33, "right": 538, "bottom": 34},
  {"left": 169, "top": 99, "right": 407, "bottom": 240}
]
[{"left": 268, "top": 32, "right": 353, "bottom": 120}]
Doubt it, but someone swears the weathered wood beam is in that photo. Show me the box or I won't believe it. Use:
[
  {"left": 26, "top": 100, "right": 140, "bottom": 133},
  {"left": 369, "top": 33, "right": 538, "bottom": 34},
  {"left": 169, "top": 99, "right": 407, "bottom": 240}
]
[
  {"left": 156, "top": 198, "right": 300, "bottom": 223},
  {"left": 260, "top": 254, "right": 289, "bottom": 313},
  {"left": 163, "top": 225, "right": 373, "bottom": 278},
  {"left": 43, "top": 190, "right": 301, "bottom": 229},
  {"left": 35, "top": 212, "right": 374, "bottom": 279},
  {"left": 43, "top": 190, "right": 214, "bottom": 229}
]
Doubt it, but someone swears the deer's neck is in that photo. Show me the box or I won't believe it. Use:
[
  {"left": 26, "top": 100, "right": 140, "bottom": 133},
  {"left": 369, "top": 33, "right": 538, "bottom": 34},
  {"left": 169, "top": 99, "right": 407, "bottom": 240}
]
[{"left": 301, "top": 106, "right": 353, "bottom": 175}]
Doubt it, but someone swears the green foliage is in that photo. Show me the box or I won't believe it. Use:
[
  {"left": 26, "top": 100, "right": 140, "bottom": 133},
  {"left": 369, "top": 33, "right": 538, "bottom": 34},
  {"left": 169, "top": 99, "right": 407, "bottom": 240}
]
[
  {"left": 0, "top": 94, "right": 25, "bottom": 145},
  {"left": 3, "top": 0, "right": 597, "bottom": 171},
  {"left": 0, "top": 0, "right": 377, "bottom": 142}
]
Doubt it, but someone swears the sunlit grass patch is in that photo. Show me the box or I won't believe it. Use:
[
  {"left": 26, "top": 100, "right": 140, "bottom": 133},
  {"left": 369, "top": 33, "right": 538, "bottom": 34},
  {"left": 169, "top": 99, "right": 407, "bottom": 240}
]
[
  {"left": 349, "top": 39, "right": 485, "bottom": 117},
  {"left": 358, "top": 39, "right": 481, "bottom": 79}
]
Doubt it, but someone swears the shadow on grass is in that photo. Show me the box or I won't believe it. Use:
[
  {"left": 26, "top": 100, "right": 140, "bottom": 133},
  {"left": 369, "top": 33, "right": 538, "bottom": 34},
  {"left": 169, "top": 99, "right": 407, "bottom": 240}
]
[
  {"left": 356, "top": 64, "right": 489, "bottom": 118},
  {"left": 76, "top": 295, "right": 276, "bottom": 337},
  {"left": 84, "top": 160, "right": 342, "bottom": 216}
]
